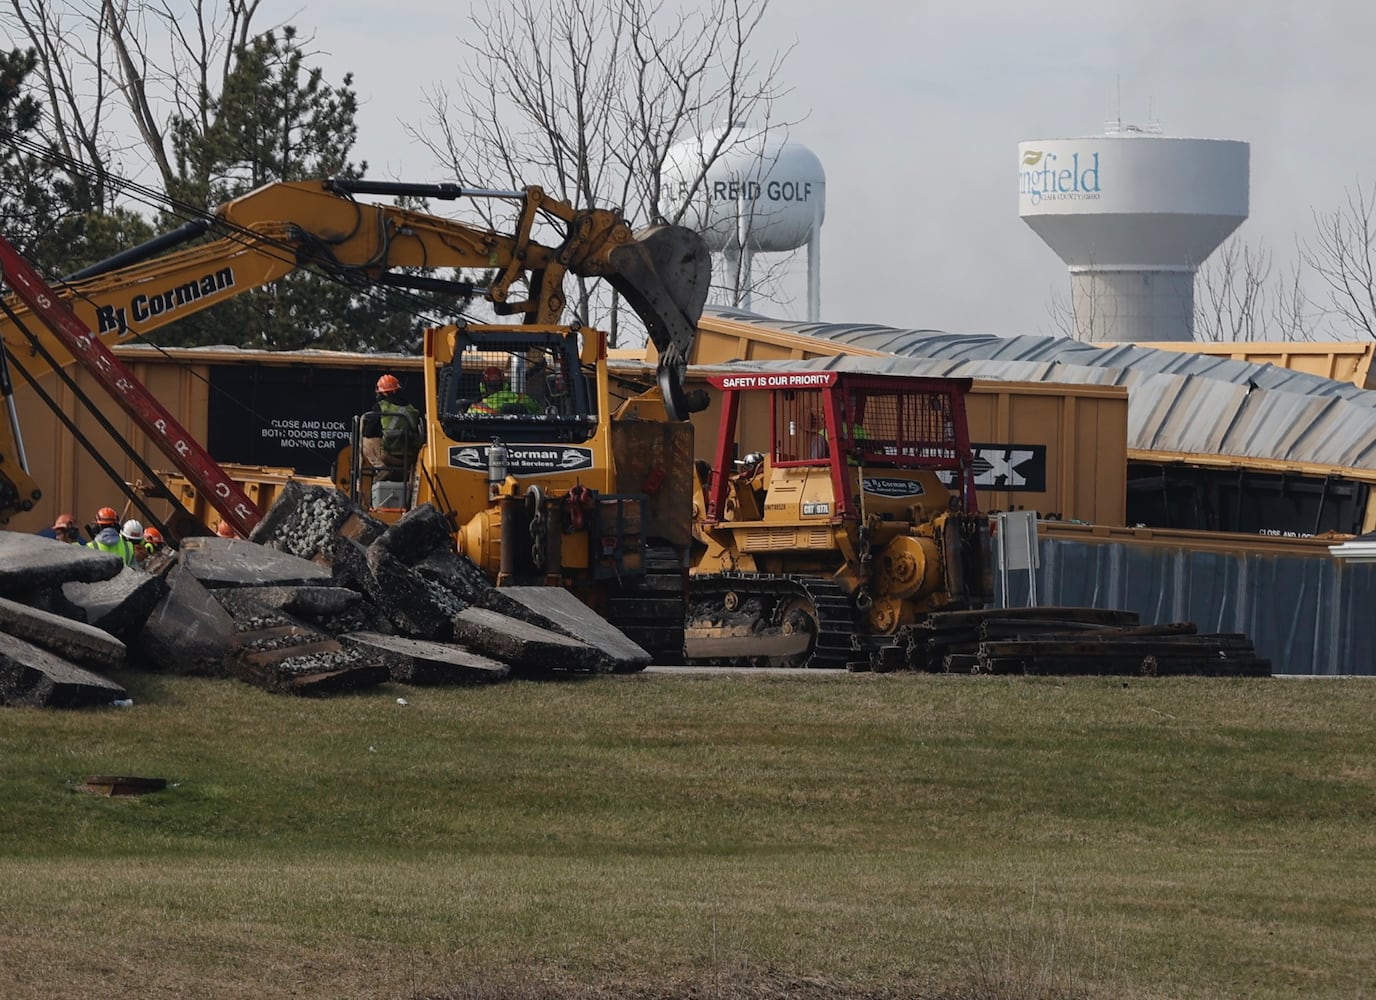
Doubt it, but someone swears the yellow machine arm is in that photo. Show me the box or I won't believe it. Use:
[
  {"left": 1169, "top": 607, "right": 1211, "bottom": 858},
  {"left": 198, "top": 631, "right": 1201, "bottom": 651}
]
[
  {"left": 1, "top": 178, "right": 707, "bottom": 376},
  {"left": 0, "top": 177, "right": 710, "bottom": 522}
]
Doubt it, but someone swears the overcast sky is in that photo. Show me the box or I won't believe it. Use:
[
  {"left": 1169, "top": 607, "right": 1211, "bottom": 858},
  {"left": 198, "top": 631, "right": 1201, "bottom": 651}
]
[{"left": 301, "top": 1, "right": 1371, "bottom": 339}]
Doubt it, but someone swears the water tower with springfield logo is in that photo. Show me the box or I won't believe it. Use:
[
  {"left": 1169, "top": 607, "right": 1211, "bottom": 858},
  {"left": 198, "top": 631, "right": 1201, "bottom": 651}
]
[
  {"left": 1018, "top": 123, "right": 1249, "bottom": 342},
  {"left": 661, "top": 126, "right": 826, "bottom": 320}
]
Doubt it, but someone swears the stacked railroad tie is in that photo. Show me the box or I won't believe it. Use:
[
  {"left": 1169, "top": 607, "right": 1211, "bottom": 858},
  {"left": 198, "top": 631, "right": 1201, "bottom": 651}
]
[{"left": 861, "top": 607, "right": 1271, "bottom": 677}]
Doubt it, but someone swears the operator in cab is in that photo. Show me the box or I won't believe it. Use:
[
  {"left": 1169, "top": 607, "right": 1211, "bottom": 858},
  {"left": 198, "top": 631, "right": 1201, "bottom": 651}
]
[
  {"left": 360, "top": 373, "right": 424, "bottom": 507},
  {"left": 471, "top": 365, "right": 539, "bottom": 415}
]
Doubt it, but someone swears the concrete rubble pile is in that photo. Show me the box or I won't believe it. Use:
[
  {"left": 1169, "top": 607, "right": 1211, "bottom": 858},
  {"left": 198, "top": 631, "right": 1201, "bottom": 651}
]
[
  {"left": 0, "top": 482, "right": 650, "bottom": 709},
  {"left": 0, "top": 539, "right": 131, "bottom": 708}
]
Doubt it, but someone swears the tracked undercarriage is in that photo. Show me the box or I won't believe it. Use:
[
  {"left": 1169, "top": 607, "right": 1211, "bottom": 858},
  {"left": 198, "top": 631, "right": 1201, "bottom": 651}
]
[
  {"left": 602, "top": 543, "right": 688, "bottom": 667},
  {"left": 684, "top": 573, "right": 858, "bottom": 668}
]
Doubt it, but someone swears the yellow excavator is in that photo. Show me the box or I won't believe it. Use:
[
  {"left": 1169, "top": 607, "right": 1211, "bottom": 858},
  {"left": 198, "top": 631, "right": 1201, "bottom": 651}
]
[{"left": 0, "top": 178, "right": 709, "bottom": 654}]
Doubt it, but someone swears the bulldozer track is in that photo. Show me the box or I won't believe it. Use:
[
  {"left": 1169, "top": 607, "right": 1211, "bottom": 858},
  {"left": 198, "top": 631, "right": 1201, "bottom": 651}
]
[
  {"left": 604, "top": 543, "right": 687, "bottom": 666},
  {"left": 685, "top": 573, "right": 858, "bottom": 668}
]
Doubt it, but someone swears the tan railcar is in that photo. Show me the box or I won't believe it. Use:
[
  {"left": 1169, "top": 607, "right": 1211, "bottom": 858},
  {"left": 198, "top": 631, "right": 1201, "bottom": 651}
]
[
  {"left": 4, "top": 346, "right": 420, "bottom": 536},
  {"left": 1134, "top": 340, "right": 1376, "bottom": 389},
  {"left": 671, "top": 368, "right": 1129, "bottom": 527}
]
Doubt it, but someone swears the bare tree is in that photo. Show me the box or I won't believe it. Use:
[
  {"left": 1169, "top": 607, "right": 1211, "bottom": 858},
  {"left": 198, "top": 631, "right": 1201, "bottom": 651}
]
[
  {"left": 1194, "top": 237, "right": 1272, "bottom": 342},
  {"left": 409, "top": 0, "right": 798, "bottom": 345},
  {"left": 1301, "top": 181, "right": 1376, "bottom": 340},
  {"left": 1194, "top": 236, "right": 1318, "bottom": 343},
  {"left": 4, "top": 0, "right": 121, "bottom": 205},
  {"left": 1271, "top": 251, "right": 1317, "bottom": 342},
  {"left": 1043, "top": 237, "right": 1318, "bottom": 345},
  {"left": 1043, "top": 253, "right": 1110, "bottom": 343},
  {"left": 4, "top": 0, "right": 273, "bottom": 209}
]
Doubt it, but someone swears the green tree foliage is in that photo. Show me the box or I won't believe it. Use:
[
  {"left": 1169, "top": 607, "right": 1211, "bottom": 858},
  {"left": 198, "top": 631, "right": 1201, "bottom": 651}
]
[
  {"left": 154, "top": 27, "right": 440, "bottom": 353},
  {"left": 169, "top": 27, "right": 363, "bottom": 209},
  {"left": 0, "top": 47, "right": 152, "bottom": 278},
  {"left": 0, "top": 47, "right": 59, "bottom": 263}
]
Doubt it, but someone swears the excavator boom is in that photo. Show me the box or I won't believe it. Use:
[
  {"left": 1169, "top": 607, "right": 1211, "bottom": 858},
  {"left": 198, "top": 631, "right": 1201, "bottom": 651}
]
[
  {"left": 1, "top": 179, "right": 707, "bottom": 409},
  {"left": 0, "top": 177, "right": 710, "bottom": 522}
]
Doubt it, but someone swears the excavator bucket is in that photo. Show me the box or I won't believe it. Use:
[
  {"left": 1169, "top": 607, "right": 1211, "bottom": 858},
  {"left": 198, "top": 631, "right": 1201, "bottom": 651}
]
[{"left": 607, "top": 224, "right": 711, "bottom": 421}]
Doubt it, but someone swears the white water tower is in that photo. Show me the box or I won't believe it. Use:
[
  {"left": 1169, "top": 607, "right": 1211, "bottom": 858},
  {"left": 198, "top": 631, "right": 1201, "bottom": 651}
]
[
  {"left": 661, "top": 127, "right": 826, "bottom": 319},
  {"left": 1019, "top": 125, "right": 1249, "bottom": 342}
]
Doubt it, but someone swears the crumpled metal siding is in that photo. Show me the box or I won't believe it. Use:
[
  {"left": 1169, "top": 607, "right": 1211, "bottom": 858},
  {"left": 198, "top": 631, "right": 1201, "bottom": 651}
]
[
  {"left": 703, "top": 305, "right": 1376, "bottom": 405},
  {"left": 710, "top": 305, "right": 1376, "bottom": 398},
  {"left": 996, "top": 538, "right": 1376, "bottom": 675}
]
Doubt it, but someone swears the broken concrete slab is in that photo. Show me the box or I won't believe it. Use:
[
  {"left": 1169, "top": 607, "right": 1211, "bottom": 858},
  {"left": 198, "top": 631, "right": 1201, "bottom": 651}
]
[
  {"left": 250, "top": 481, "right": 387, "bottom": 558},
  {"left": 363, "top": 544, "right": 465, "bottom": 640},
  {"left": 0, "top": 631, "right": 127, "bottom": 708},
  {"left": 217, "top": 596, "right": 390, "bottom": 696},
  {"left": 452, "top": 605, "right": 605, "bottom": 674},
  {"left": 133, "top": 563, "right": 237, "bottom": 676},
  {"left": 178, "top": 536, "right": 333, "bottom": 588},
  {"left": 0, "top": 595, "right": 126, "bottom": 673},
  {"left": 62, "top": 566, "right": 167, "bottom": 645},
  {"left": 499, "top": 586, "right": 651, "bottom": 673},
  {"left": 5, "top": 584, "right": 92, "bottom": 624},
  {"left": 232, "top": 646, "right": 391, "bottom": 695},
  {"left": 0, "top": 532, "right": 123, "bottom": 592},
  {"left": 218, "top": 583, "right": 367, "bottom": 620},
  {"left": 371, "top": 504, "right": 456, "bottom": 564},
  {"left": 316, "top": 532, "right": 373, "bottom": 590},
  {"left": 344, "top": 630, "right": 511, "bottom": 685},
  {"left": 412, "top": 548, "right": 507, "bottom": 610},
  {"left": 223, "top": 584, "right": 385, "bottom": 636}
]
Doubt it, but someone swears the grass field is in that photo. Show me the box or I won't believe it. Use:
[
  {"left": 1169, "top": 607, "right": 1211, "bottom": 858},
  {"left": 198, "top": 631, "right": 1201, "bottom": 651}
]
[{"left": 2, "top": 669, "right": 1373, "bottom": 999}]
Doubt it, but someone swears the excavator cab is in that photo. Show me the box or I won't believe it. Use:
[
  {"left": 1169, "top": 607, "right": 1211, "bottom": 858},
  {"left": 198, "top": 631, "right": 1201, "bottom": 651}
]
[{"left": 436, "top": 328, "right": 596, "bottom": 445}]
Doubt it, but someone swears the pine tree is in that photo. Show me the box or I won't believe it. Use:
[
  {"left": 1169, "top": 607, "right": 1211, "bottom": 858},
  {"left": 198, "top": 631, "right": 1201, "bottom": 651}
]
[{"left": 157, "top": 27, "right": 442, "bottom": 352}]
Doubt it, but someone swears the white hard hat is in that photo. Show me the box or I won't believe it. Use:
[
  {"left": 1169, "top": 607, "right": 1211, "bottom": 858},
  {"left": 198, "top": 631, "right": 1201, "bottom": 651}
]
[{"left": 121, "top": 519, "right": 145, "bottom": 541}]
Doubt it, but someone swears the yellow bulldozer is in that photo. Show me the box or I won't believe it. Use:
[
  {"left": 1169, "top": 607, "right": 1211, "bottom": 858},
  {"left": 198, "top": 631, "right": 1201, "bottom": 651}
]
[{"left": 684, "top": 370, "right": 993, "bottom": 667}]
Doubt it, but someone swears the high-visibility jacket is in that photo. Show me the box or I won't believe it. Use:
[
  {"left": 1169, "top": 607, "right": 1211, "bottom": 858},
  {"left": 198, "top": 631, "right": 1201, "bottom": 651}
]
[
  {"left": 471, "top": 389, "right": 539, "bottom": 415},
  {"left": 377, "top": 399, "right": 422, "bottom": 462},
  {"left": 88, "top": 533, "right": 137, "bottom": 567}
]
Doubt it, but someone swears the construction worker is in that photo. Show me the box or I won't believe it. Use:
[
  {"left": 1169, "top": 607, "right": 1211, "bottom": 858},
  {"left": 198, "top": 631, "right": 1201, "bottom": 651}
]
[
  {"left": 121, "top": 520, "right": 150, "bottom": 567},
  {"left": 142, "top": 526, "right": 168, "bottom": 557},
  {"left": 51, "top": 513, "right": 82, "bottom": 543},
  {"left": 472, "top": 365, "right": 539, "bottom": 415},
  {"left": 86, "top": 508, "right": 137, "bottom": 566},
  {"left": 360, "top": 373, "right": 424, "bottom": 507},
  {"left": 216, "top": 520, "right": 239, "bottom": 539},
  {"left": 86, "top": 505, "right": 119, "bottom": 541}
]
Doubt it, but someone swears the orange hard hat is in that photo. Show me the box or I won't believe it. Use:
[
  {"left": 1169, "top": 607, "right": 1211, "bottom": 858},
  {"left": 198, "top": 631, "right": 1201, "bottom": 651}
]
[
  {"left": 483, "top": 365, "right": 504, "bottom": 382},
  {"left": 376, "top": 373, "right": 402, "bottom": 394},
  {"left": 96, "top": 506, "right": 119, "bottom": 525},
  {"left": 216, "top": 520, "right": 236, "bottom": 538},
  {"left": 53, "top": 513, "right": 78, "bottom": 530},
  {"left": 144, "top": 527, "right": 164, "bottom": 545}
]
